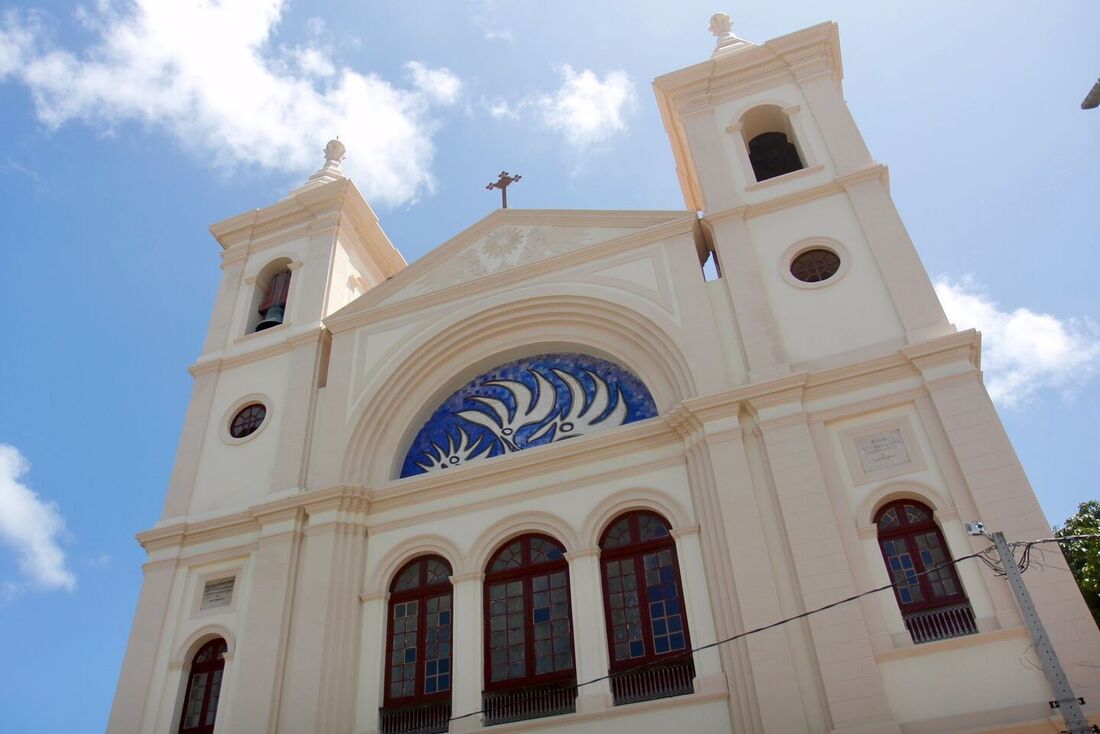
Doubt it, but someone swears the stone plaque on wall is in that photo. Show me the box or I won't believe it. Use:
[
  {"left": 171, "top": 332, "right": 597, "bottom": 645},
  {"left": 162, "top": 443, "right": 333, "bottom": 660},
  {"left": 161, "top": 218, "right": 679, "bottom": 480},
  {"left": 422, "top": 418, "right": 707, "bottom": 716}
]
[
  {"left": 855, "top": 429, "right": 910, "bottom": 474},
  {"left": 200, "top": 578, "right": 235, "bottom": 610},
  {"left": 839, "top": 416, "right": 926, "bottom": 486}
]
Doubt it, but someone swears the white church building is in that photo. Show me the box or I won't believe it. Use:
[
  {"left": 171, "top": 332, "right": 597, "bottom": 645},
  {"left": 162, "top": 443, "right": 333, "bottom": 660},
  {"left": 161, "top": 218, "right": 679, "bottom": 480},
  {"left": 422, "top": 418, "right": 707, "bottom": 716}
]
[{"left": 108, "top": 16, "right": 1100, "bottom": 734}]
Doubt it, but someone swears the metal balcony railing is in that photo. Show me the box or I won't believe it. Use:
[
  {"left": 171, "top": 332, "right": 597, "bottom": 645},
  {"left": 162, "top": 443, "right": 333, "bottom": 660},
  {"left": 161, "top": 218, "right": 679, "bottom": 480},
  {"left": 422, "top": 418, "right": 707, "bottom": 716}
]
[
  {"left": 482, "top": 680, "right": 577, "bottom": 726},
  {"left": 379, "top": 700, "right": 451, "bottom": 734},
  {"left": 611, "top": 659, "right": 695, "bottom": 705},
  {"left": 904, "top": 602, "right": 978, "bottom": 644}
]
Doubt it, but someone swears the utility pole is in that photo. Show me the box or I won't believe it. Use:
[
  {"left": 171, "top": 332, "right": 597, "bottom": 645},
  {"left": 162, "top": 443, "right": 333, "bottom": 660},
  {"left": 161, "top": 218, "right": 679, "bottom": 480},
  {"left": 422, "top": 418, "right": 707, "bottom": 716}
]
[{"left": 991, "top": 531, "right": 1092, "bottom": 733}]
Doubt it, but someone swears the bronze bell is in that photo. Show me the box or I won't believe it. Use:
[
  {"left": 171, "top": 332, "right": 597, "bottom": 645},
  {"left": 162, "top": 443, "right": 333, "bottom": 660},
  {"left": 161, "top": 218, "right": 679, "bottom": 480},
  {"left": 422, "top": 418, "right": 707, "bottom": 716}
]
[{"left": 255, "top": 304, "right": 285, "bottom": 332}]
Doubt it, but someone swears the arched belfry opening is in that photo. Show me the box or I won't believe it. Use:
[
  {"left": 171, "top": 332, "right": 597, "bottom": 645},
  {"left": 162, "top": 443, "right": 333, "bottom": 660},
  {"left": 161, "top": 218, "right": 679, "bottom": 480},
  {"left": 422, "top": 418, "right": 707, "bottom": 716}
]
[
  {"left": 740, "top": 104, "right": 805, "bottom": 181},
  {"left": 398, "top": 352, "right": 657, "bottom": 478},
  {"left": 249, "top": 258, "right": 293, "bottom": 333}
]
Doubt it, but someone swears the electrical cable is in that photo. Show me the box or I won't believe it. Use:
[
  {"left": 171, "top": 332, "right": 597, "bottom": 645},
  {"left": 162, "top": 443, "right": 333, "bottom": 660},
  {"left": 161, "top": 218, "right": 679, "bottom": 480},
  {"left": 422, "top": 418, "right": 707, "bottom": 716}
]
[{"left": 444, "top": 533, "right": 1100, "bottom": 723}]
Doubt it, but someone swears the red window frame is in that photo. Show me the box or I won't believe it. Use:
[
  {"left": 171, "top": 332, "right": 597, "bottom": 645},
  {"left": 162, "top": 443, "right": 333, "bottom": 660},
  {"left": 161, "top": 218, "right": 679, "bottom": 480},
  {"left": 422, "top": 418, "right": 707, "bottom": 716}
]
[
  {"left": 875, "top": 499, "right": 968, "bottom": 613},
  {"left": 383, "top": 555, "right": 454, "bottom": 708},
  {"left": 599, "top": 511, "right": 692, "bottom": 673},
  {"left": 177, "top": 638, "right": 227, "bottom": 734},
  {"left": 482, "top": 534, "right": 576, "bottom": 692}
]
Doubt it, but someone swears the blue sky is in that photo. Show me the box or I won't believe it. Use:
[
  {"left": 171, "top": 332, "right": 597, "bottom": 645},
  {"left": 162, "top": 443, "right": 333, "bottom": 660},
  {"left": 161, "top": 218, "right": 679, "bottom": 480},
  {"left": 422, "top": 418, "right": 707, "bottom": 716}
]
[{"left": 0, "top": 1, "right": 1097, "bottom": 731}]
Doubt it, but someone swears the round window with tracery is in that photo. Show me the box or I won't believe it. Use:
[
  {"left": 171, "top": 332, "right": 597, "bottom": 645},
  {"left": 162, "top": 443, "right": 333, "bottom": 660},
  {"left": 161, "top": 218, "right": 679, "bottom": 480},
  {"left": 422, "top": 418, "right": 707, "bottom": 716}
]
[
  {"left": 790, "top": 248, "right": 841, "bottom": 283},
  {"left": 229, "top": 403, "right": 267, "bottom": 439}
]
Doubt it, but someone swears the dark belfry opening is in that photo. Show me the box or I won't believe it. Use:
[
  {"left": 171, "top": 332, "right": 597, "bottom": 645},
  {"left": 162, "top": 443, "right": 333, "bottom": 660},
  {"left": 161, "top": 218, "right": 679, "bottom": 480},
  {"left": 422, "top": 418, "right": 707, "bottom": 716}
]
[
  {"left": 255, "top": 269, "right": 291, "bottom": 332},
  {"left": 748, "top": 131, "right": 804, "bottom": 182}
]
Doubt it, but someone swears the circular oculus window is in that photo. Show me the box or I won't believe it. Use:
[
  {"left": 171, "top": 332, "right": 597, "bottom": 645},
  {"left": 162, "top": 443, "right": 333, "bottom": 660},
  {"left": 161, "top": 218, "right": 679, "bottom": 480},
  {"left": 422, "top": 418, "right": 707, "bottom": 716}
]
[
  {"left": 229, "top": 403, "right": 267, "bottom": 439},
  {"left": 790, "top": 248, "right": 841, "bottom": 283}
]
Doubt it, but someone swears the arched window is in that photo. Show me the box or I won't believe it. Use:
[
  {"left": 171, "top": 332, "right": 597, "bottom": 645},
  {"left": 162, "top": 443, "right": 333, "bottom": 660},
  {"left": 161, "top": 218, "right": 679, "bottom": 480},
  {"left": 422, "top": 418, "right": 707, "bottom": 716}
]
[
  {"left": 483, "top": 534, "right": 576, "bottom": 724},
  {"left": 599, "top": 511, "right": 694, "bottom": 704},
  {"left": 739, "top": 104, "right": 805, "bottom": 182},
  {"left": 875, "top": 500, "right": 977, "bottom": 643},
  {"left": 178, "top": 638, "right": 227, "bottom": 734},
  {"left": 380, "top": 556, "right": 453, "bottom": 734}
]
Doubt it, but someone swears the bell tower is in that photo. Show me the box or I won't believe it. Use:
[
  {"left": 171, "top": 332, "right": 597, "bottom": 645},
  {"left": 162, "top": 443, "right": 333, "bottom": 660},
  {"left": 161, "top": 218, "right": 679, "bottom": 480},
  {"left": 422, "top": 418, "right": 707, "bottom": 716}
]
[
  {"left": 159, "top": 141, "right": 406, "bottom": 521},
  {"left": 654, "top": 15, "right": 950, "bottom": 382}
]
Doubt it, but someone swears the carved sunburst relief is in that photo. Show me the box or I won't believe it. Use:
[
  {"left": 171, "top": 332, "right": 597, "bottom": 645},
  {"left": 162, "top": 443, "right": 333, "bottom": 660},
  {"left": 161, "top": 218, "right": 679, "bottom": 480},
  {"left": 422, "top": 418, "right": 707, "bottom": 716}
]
[{"left": 399, "top": 353, "right": 657, "bottom": 478}]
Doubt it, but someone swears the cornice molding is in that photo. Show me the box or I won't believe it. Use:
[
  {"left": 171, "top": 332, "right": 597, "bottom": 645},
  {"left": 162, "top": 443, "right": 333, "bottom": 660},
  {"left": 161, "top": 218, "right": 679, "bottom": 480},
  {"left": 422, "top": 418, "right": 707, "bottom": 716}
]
[{"left": 189, "top": 324, "right": 327, "bottom": 376}]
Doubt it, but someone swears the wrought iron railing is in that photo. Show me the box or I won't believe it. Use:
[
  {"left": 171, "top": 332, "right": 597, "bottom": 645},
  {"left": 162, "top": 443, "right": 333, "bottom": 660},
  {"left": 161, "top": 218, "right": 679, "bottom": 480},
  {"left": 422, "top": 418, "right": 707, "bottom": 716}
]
[
  {"left": 611, "top": 659, "right": 695, "bottom": 705},
  {"left": 379, "top": 700, "right": 451, "bottom": 734},
  {"left": 482, "top": 680, "right": 577, "bottom": 726},
  {"left": 904, "top": 602, "right": 978, "bottom": 644}
]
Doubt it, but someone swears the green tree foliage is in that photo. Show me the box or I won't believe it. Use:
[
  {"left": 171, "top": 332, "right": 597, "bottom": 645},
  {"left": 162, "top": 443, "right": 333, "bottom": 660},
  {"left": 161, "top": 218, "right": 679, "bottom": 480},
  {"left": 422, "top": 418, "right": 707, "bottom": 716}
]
[{"left": 1054, "top": 501, "right": 1100, "bottom": 627}]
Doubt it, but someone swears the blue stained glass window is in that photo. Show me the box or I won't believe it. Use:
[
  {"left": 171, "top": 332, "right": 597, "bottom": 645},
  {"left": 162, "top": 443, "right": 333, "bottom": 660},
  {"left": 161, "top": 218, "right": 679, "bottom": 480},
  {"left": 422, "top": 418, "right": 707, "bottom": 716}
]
[{"left": 400, "top": 353, "right": 657, "bottom": 478}]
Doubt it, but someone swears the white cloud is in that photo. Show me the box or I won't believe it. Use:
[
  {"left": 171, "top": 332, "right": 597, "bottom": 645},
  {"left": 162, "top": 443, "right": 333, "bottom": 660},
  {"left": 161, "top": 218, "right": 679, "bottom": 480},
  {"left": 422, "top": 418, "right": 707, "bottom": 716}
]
[
  {"left": 935, "top": 276, "right": 1100, "bottom": 408},
  {"left": 535, "top": 65, "right": 636, "bottom": 148},
  {"left": 0, "top": 444, "right": 75, "bottom": 593},
  {"left": 485, "top": 98, "right": 515, "bottom": 120},
  {"left": 406, "top": 60, "right": 462, "bottom": 106},
  {"left": 0, "top": 2, "right": 463, "bottom": 206}
]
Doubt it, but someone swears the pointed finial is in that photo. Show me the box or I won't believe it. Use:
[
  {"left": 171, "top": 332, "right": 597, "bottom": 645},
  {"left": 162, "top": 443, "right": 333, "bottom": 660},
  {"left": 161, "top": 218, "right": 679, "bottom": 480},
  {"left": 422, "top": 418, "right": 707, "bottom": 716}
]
[
  {"left": 323, "top": 139, "right": 346, "bottom": 168},
  {"left": 709, "top": 12, "right": 752, "bottom": 55}
]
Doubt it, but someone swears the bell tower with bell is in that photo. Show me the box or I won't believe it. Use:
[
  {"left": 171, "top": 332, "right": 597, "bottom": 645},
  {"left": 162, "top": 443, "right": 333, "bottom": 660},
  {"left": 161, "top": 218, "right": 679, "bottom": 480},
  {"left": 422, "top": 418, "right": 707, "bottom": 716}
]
[
  {"left": 654, "top": 14, "right": 951, "bottom": 383},
  {"left": 159, "top": 140, "right": 406, "bottom": 522}
]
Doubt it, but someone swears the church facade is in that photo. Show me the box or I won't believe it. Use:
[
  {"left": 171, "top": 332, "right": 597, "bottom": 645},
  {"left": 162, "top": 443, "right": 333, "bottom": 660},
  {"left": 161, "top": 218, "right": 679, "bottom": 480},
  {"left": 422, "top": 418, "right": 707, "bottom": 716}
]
[{"left": 108, "top": 17, "right": 1100, "bottom": 734}]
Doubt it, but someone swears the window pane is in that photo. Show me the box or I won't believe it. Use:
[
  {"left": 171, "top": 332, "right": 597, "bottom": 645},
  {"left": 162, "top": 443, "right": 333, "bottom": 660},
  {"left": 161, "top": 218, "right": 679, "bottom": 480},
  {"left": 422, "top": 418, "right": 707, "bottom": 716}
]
[
  {"left": 488, "top": 581, "right": 526, "bottom": 681},
  {"left": 389, "top": 599, "right": 419, "bottom": 697},
  {"left": 183, "top": 672, "right": 207, "bottom": 728},
  {"left": 531, "top": 571, "right": 573, "bottom": 674},
  {"left": 877, "top": 507, "right": 900, "bottom": 530},
  {"left": 604, "top": 558, "right": 645, "bottom": 661},
  {"left": 530, "top": 537, "right": 565, "bottom": 564},
  {"left": 644, "top": 550, "right": 687, "bottom": 655},
  {"left": 423, "top": 591, "right": 453, "bottom": 694},
  {"left": 914, "top": 531, "right": 958, "bottom": 598},
  {"left": 205, "top": 669, "right": 223, "bottom": 725},
  {"left": 393, "top": 563, "right": 421, "bottom": 592},
  {"left": 637, "top": 513, "right": 670, "bottom": 541},
  {"left": 881, "top": 539, "right": 923, "bottom": 605},
  {"left": 904, "top": 504, "right": 931, "bottom": 525},
  {"left": 602, "top": 518, "right": 633, "bottom": 549},
  {"left": 426, "top": 559, "right": 450, "bottom": 585},
  {"left": 490, "top": 541, "right": 523, "bottom": 572}
]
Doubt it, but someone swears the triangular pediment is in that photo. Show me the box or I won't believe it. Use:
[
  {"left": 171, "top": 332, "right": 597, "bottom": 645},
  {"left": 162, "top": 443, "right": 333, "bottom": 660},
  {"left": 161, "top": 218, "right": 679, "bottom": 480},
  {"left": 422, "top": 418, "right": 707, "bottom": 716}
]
[{"left": 329, "top": 209, "right": 692, "bottom": 322}]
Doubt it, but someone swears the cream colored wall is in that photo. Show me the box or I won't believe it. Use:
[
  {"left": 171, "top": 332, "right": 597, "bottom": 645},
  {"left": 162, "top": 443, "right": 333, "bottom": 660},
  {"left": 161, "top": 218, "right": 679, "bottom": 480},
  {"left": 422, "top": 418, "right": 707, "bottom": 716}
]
[
  {"left": 188, "top": 356, "right": 292, "bottom": 516},
  {"left": 746, "top": 194, "right": 906, "bottom": 365},
  {"left": 878, "top": 633, "right": 1051, "bottom": 726}
]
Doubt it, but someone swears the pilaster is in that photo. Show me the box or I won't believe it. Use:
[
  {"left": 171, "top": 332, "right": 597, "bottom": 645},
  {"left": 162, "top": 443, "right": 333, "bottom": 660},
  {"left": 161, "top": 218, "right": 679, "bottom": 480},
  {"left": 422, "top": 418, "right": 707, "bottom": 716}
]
[
  {"left": 202, "top": 256, "right": 246, "bottom": 355},
  {"left": 565, "top": 548, "right": 613, "bottom": 712},
  {"left": 355, "top": 590, "right": 388, "bottom": 734},
  {"left": 670, "top": 408, "right": 763, "bottom": 733},
  {"left": 791, "top": 67, "right": 872, "bottom": 177},
  {"left": 450, "top": 571, "right": 485, "bottom": 731},
  {"left": 840, "top": 173, "right": 949, "bottom": 343},
  {"left": 161, "top": 369, "right": 219, "bottom": 520},
  {"left": 279, "top": 497, "right": 369, "bottom": 733},
  {"left": 705, "top": 214, "right": 791, "bottom": 382},
  {"left": 270, "top": 329, "right": 327, "bottom": 493},
  {"left": 219, "top": 508, "right": 304, "bottom": 734},
  {"left": 106, "top": 559, "right": 179, "bottom": 734},
  {"left": 750, "top": 394, "right": 897, "bottom": 733}
]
